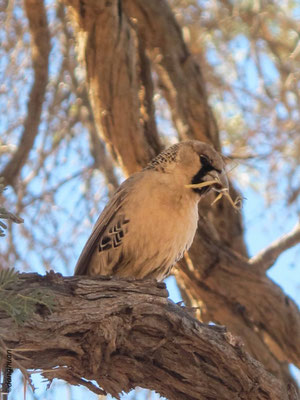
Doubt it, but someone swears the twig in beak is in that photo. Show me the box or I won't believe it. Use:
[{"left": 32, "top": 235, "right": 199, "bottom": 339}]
[
  {"left": 185, "top": 180, "right": 219, "bottom": 189},
  {"left": 185, "top": 179, "right": 242, "bottom": 211},
  {"left": 211, "top": 189, "right": 242, "bottom": 210}
]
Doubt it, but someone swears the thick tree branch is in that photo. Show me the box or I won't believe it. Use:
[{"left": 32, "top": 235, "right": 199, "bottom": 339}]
[
  {"left": 1, "top": 0, "right": 50, "bottom": 186},
  {"left": 0, "top": 273, "right": 297, "bottom": 400},
  {"left": 176, "top": 219, "right": 300, "bottom": 374},
  {"left": 249, "top": 221, "right": 300, "bottom": 271},
  {"left": 66, "top": 0, "right": 158, "bottom": 175},
  {"left": 57, "top": 3, "right": 120, "bottom": 196},
  {"left": 123, "top": 0, "right": 220, "bottom": 149}
]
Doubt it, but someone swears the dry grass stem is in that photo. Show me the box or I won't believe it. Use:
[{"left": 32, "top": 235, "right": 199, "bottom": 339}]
[{"left": 185, "top": 179, "right": 242, "bottom": 210}]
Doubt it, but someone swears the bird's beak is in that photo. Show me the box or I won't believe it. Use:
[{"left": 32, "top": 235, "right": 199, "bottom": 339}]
[
  {"left": 186, "top": 167, "right": 241, "bottom": 210},
  {"left": 207, "top": 169, "right": 229, "bottom": 193}
]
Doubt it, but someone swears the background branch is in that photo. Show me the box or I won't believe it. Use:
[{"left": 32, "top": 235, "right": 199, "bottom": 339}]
[
  {"left": 1, "top": 0, "right": 50, "bottom": 187},
  {"left": 56, "top": 2, "right": 120, "bottom": 196},
  {"left": 67, "top": 0, "right": 155, "bottom": 175},
  {"left": 249, "top": 222, "right": 300, "bottom": 271},
  {"left": 123, "top": 0, "right": 220, "bottom": 148}
]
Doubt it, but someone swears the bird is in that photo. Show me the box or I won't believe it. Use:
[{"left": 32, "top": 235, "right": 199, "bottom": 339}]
[{"left": 74, "top": 140, "right": 228, "bottom": 281}]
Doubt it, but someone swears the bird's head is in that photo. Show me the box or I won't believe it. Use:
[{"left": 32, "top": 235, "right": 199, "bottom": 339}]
[
  {"left": 146, "top": 140, "right": 228, "bottom": 197},
  {"left": 177, "top": 140, "right": 228, "bottom": 196}
]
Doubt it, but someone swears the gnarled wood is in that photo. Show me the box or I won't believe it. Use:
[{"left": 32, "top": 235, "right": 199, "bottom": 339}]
[
  {"left": 0, "top": 273, "right": 297, "bottom": 400},
  {"left": 177, "top": 219, "right": 300, "bottom": 377}
]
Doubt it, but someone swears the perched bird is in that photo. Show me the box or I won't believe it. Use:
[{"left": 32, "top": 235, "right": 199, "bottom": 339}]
[{"left": 75, "top": 140, "right": 227, "bottom": 281}]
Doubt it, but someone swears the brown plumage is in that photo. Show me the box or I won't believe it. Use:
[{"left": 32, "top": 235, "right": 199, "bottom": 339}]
[{"left": 74, "top": 140, "right": 227, "bottom": 281}]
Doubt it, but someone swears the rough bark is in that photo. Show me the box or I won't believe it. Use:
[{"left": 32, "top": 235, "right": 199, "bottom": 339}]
[
  {"left": 123, "top": 0, "right": 220, "bottom": 147},
  {"left": 1, "top": 0, "right": 50, "bottom": 186},
  {"left": 0, "top": 273, "right": 297, "bottom": 400},
  {"left": 66, "top": 0, "right": 160, "bottom": 176},
  {"left": 63, "top": 0, "right": 300, "bottom": 389},
  {"left": 176, "top": 219, "right": 300, "bottom": 376},
  {"left": 57, "top": 2, "right": 120, "bottom": 195}
]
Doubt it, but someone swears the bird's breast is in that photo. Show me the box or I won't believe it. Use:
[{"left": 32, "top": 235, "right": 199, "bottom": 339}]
[{"left": 125, "top": 183, "right": 199, "bottom": 273}]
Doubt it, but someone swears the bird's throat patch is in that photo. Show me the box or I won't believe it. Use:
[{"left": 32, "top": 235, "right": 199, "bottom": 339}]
[{"left": 191, "top": 167, "right": 213, "bottom": 195}]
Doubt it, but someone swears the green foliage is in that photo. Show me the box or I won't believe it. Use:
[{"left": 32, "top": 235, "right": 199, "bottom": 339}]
[
  {"left": 0, "top": 268, "right": 55, "bottom": 324},
  {"left": 0, "top": 178, "right": 24, "bottom": 237}
]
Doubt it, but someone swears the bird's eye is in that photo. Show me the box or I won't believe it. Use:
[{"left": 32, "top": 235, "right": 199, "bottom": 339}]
[{"left": 200, "top": 155, "right": 211, "bottom": 167}]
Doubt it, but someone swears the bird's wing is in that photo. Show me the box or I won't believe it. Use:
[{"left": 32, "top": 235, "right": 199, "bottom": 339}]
[{"left": 74, "top": 175, "right": 136, "bottom": 276}]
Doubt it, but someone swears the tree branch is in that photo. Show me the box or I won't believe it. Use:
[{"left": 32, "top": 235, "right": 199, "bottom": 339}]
[
  {"left": 176, "top": 220, "right": 300, "bottom": 373},
  {"left": 249, "top": 222, "right": 300, "bottom": 271},
  {"left": 65, "top": 0, "right": 156, "bottom": 175},
  {"left": 0, "top": 273, "right": 297, "bottom": 400},
  {"left": 123, "top": 0, "right": 220, "bottom": 149},
  {"left": 56, "top": 3, "right": 120, "bottom": 196},
  {"left": 1, "top": 0, "right": 50, "bottom": 187}
]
